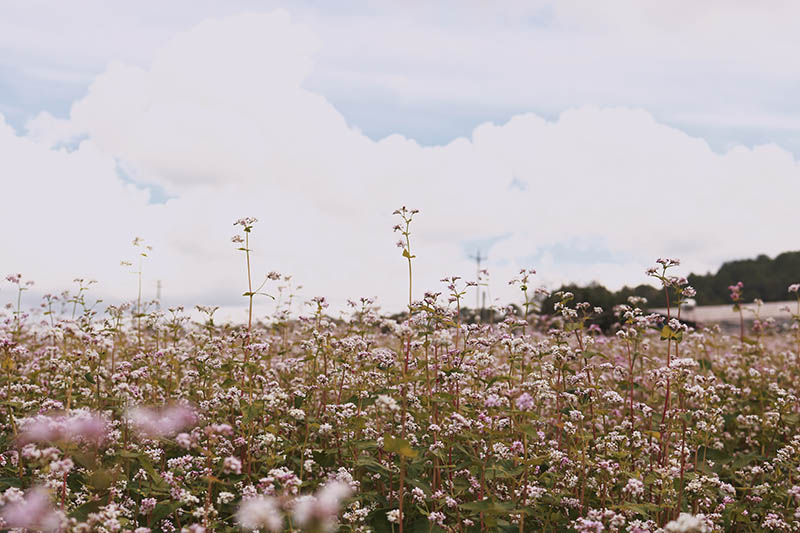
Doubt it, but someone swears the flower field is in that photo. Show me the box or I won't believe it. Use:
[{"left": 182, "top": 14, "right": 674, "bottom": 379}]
[{"left": 2, "top": 212, "right": 800, "bottom": 532}]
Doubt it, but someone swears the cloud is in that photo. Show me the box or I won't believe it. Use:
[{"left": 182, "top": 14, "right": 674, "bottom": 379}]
[
  {"left": 5, "top": 2, "right": 800, "bottom": 151},
  {"left": 2, "top": 10, "right": 800, "bottom": 318}
]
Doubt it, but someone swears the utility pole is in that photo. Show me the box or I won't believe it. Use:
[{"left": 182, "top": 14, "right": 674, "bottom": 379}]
[{"left": 469, "top": 250, "right": 486, "bottom": 311}]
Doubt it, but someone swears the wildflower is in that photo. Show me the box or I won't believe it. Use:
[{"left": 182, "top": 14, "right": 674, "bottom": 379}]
[
  {"left": 127, "top": 404, "right": 197, "bottom": 439},
  {"left": 223, "top": 456, "right": 242, "bottom": 475},
  {"left": 789, "top": 283, "right": 800, "bottom": 293},
  {"left": 0, "top": 486, "right": 62, "bottom": 532},
  {"left": 217, "top": 492, "right": 235, "bottom": 505},
  {"left": 428, "top": 511, "right": 446, "bottom": 526},
  {"left": 624, "top": 478, "right": 644, "bottom": 497},
  {"left": 140, "top": 497, "right": 157, "bottom": 515},
  {"left": 386, "top": 509, "right": 400, "bottom": 523},
  {"left": 234, "top": 217, "right": 258, "bottom": 228},
  {"left": 515, "top": 392, "right": 535, "bottom": 411},
  {"left": 728, "top": 281, "right": 744, "bottom": 303},
  {"left": 664, "top": 513, "right": 709, "bottom": 533},
  {"left": 236, "top": 496, "right": 282, "bottom": 532},
  {"left": 293, "top": 480, "right": 353, "bottom": 531},
  {"left": 19, "top": 411, "right": 108, "bottom": 446},
  {"left": 375, "top": 394, "right": 400, "bottom": 413}
]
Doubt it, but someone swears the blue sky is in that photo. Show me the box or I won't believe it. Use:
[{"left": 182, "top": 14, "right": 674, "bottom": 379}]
[{"left": 2, "top": 2, "right": 800, "bottom": 315}]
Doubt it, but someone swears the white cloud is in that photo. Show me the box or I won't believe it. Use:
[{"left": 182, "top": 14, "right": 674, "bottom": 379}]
[
  {"left": 5, "top": 2, "right": 800, "bottom": 150},
  {"left": 2, "top": 10, "right": 800, "bottom": 318}
]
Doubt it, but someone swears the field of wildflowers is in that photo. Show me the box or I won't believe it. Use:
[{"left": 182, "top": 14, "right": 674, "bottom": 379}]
[{"left": 2, "top": 209, "right": 800, "bottom": 532}]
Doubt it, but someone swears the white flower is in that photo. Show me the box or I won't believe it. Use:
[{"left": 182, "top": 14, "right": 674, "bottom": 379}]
[
  {"left": 664, "top": 513, "right": 709, "bottom": 533},
  {"left": 236, "top": 496, "right": 283, "bottom": 532},
  {"left": 375, "top": 395, "right": 400, "bottom": 413},
  {"left": 293, "top": 480, "right": 353, "bottom": 531},
  {"left": 222, "top": 456, "right": 242, "bottom": 475}
]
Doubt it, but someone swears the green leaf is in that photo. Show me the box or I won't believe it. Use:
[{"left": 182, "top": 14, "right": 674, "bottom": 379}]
[
  {"left": 620, "top": 502, "right": 661, "bottom": 517},
  {"left": 151, "top": 500, "right": 184, "bottom": 525},
  {"left": 383, "top": 435, "right": 417, "bottom": 458},
  {"left": 730, "top": 453, "right": 760, "bottom": 471}
]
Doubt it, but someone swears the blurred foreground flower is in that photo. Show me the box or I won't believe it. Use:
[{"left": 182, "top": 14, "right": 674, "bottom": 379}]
[
  {"left": 664, "top": 513, "right": 709, "bottom": 533},
  {"left": 18, "top": 410, "right": 108, "bottom": 446},
  {"left": 0, "top": 486, "right": 63, "bottom": 532},
  {"left": 127, "top": 404, "right": 197, "bottom": 438},
  {"left": 236, "top": 495, "right": 283, "bottom": 532},
  {"left": 293, "top": 480, "right": 353, "bottom": 531}
]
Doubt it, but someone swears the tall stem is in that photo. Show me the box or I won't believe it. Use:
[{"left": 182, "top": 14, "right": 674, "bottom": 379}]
[{"left": 246, "top": 232, "right": 253, "bottom": 335}]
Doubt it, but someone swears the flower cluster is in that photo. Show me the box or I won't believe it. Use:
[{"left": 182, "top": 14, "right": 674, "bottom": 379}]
[{"left": 3, "top": 227, "right": 800, "bottom": 532}]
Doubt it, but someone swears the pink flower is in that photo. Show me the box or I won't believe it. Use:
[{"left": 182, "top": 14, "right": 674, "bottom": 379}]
[
  {"left": 728, "top": 281, "right": 744, "bottom": 302},
  {"left": 127, "top": 404, "right": 197, "bottom": 439},
  {"left": 1, "top": 486, "right": 62, "bottom": 532},
  {"left": 19, "top": 411, "right": 108, "bottom": 446},
  {"left": 223, "top": 456, "right": 242, "bottom": 475},
  {"left": 236, "top": 496, "right": 283, "bottom": 532},
  {"left": 515, "top": 392, "right": 535, "bottom": 411},
  {"left": 293, "top": 480, "right": 353, "bottom": 531}
]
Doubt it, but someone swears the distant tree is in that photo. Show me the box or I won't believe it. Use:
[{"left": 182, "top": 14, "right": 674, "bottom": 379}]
[{"left": 541, "top": 251, "right": 800, "bottom": 330}]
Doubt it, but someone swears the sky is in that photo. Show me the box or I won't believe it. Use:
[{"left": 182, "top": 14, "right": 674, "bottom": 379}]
[{"left": 2, "top": 1, "right": 800, "bottom": 319}]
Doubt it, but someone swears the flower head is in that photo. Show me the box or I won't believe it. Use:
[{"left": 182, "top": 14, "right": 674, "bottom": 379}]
[{"left": 236, "top": 496, "right": 282, "bottom": 532}]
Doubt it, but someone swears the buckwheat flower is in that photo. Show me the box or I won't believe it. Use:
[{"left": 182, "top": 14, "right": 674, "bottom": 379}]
[
  {"left": 484, "top": 393, "right": 503, "bottom": 408},
  {"left": 223, "top": 456, "right": 242, "bottom": 475},
  {"left": 236, "top": 496, "right": 282, "bottom": 532},
  {"left": 288, "top": 408, "right": 305, "bottom": 420},
  {"left": 375, "top": 394, "right": 400, "bottom": 413},
  {"left": 19, "top": 411, "right": 108, "bottom": 446},
  {"left": 664, "top": 513, "right": 709, "bottom": 532},
  {"left": 624, "top": 477, "right": 644, "bottom": 497},
  {"left": 205, "top": 423, "right": 233, "bottom": 436},
  {"left": 50, "top": 458, "right": 74, "bottom": 476},
  {"left": 128, "top": 404, "right": 197, "bottom": 439},
  {"left": 428, "top": 511, "right": 446, "bottom": 526},
  {"left": 175, "top": 432, "right": 193, "bottom": 449},
  {"left": 293, "top": 480, "right": 353, "bottom": 531},
  {"left": 386, "top": 509, "right": 400, "bottom": 523},
  {"left": 0, "top": 486, "right": 62, "bottom": 532},
  {"left": 135, "top": 528, "right": 152, "bottom": 533},
  {"left": 234, "top": 217, "right": 258, "bottom": 228},
  {"left": 728, "top": 281, "right": 744, "bottom": 302},
  {"left": 140, "top": 497, "right": 157, "bottom": 515},
  {"left": 515, "top": 392, "right": 535, "bottom": 411},
  {"left": 789, "top": 284, "right": 800, "bottom": 294},
  {"left": 217, "top": 492, "right": 235, "bottom": 505}
]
